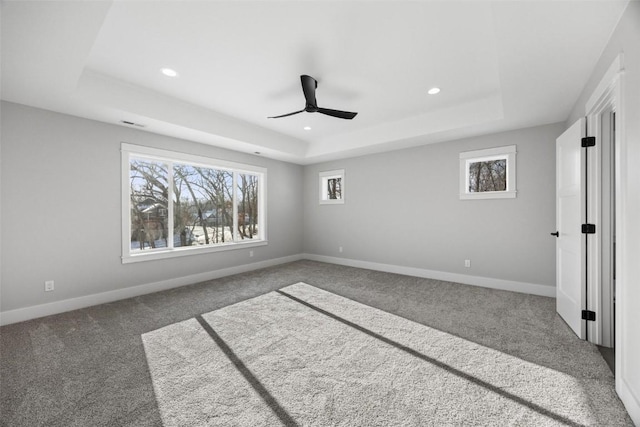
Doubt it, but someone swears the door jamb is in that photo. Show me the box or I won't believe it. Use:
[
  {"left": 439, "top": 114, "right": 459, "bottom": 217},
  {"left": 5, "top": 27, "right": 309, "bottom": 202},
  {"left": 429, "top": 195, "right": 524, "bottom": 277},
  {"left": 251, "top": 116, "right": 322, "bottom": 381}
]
[{"left": 584, "top": 54, "right": 624, "bottom": 359}]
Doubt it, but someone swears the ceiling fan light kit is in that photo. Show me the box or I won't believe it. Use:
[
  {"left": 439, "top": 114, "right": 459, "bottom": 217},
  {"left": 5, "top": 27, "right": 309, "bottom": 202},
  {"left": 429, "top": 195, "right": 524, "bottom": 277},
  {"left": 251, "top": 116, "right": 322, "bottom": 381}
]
[{"left": 269, "top": 75, "right": 358, "bottom": 120}]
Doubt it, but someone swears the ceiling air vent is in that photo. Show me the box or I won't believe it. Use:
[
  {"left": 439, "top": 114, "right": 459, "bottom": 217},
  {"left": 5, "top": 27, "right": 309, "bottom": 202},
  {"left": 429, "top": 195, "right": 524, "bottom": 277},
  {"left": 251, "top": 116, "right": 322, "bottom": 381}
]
[{"left": 120, "top": 120, "right": 146, "bottom": 128}]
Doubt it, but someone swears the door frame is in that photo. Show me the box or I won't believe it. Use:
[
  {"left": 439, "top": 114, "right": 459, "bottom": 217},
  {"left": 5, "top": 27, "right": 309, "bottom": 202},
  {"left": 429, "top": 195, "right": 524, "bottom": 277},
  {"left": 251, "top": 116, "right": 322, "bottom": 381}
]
[{"left": 584, "top": 54, "right": 624, "bottom": 354}]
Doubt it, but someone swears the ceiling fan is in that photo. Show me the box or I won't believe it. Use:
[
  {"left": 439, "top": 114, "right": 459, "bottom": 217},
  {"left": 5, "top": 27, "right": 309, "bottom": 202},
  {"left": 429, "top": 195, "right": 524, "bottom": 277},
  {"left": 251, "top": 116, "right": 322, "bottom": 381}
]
[{"left": 268, "top": 75, "right": 358, "bottom": 120}]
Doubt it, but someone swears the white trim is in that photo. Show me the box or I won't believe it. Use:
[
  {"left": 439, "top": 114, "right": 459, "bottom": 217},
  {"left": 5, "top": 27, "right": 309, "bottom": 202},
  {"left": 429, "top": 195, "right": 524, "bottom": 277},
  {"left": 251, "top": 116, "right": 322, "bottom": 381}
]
[
  {"left": 459, "top": 145, "right": 516, "bottom": 160},
  {"left": 302, "top": 253, "right": 555, "bottom": 297},
  {"left": 459, "top": 145, "right": 517, "bottom": 200},
  {"left": 583, "top": 53, "right": 638, "bottom": 424},
  {"left": 619, "top": 377, "right": 640, "bottom": 426},
  {"left": 121, "top": 147, "right": 130, "bottom": 260},
  {"left": 121, "top": 142, "right": 267, "bottom": 175},
  {"left": 0, "top": 254, "right": 303, "bottom": 326},
  {"left": 0, "top": 252, "right": 559, "bottom": 326},
  {"left": 232, "top": 171, "right": 239, "bottom": 241},
  {"left": 122, "top": 240, "right": 268, "bottom": 264},
  {"left": 584, "top": 57, "right": 621, "bottom": 342},
  {"left": 319, "top": 169, "right": 345, "bottom": 204},
  {"left": 459, "top": 190, "right": 516, "bottom": 200},
  {"left": 586, "top": 54, "right": 623, "bottom": 114},
  {"left": 585, "top": 97, "right": 619, "bottom": 346},
  {"left": 0, "top": 252, "right": 556, "bottom": 326}
]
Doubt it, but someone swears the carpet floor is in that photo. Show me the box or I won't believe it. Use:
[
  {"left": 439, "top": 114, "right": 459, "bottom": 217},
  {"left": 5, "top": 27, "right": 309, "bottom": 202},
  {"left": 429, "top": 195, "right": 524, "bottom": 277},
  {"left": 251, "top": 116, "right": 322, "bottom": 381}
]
[{"left": 0, "top": 260, "right": 633, "bottom": 426}]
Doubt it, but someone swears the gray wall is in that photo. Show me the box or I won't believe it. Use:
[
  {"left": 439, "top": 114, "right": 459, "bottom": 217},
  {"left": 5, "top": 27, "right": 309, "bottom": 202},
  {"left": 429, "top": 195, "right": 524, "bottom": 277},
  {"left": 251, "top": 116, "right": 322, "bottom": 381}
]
[
  {"left": 303, "top": 123, "right": 564, "bottom": 287},
  {"left": 0, "top": 102, "right": 304, "bottom": 312}
]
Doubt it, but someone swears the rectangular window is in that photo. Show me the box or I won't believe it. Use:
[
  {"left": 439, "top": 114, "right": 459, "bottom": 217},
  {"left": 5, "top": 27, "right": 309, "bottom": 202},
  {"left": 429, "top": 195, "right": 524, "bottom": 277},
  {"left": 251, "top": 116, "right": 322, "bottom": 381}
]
[
  {"left": 319, "top": 169, "right": 345, "bottom": 204},
  {"left": 122, "top": 143, "right": 266, "bottom": 263},
  {"left": 459, "top": 145, "right": 516, "bottom": 199}
]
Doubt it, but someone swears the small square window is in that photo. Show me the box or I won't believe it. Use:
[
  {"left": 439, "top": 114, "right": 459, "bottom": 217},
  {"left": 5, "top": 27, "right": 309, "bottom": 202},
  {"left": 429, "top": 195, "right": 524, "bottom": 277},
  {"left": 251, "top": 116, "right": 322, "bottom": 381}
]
[
  {"left": 319, "top": 169, "right": 345, "bottom": 204},
  {"left": 459, "top": 145, "right": 516, "bottom": 200}
]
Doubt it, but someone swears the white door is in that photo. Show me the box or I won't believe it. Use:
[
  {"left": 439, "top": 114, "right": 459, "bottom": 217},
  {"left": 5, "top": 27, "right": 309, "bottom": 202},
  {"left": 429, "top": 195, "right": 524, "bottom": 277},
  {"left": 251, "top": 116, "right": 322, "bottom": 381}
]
[{"left": 556, "top": 118, "right": 586, "bottom": 339}]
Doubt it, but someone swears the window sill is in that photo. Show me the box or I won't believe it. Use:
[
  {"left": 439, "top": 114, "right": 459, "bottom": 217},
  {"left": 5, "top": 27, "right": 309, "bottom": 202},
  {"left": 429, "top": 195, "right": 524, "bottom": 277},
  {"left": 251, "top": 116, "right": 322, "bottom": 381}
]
[
  {"left": 122, "top": 240, "right": 268, "bottom": 264},
  {"left": 460, "top": 190, "right": 517, "bottom": 200}
]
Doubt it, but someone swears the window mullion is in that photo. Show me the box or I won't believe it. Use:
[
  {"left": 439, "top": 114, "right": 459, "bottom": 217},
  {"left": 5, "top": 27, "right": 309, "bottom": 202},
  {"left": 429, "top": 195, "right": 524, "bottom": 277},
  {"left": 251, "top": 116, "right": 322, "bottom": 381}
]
[
  {"left": 232, "top": 172, "right": 238, "bottom": 242},
  {"left": 167, "top": 161, "right": 174, "bottom": 249}
]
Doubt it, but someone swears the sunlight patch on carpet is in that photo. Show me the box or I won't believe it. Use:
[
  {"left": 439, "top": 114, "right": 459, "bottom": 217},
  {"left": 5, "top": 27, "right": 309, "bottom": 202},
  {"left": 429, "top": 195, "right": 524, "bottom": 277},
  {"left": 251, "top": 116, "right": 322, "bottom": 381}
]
[{"left": 141, "top": 282, "right": 623, "bottom": 426}]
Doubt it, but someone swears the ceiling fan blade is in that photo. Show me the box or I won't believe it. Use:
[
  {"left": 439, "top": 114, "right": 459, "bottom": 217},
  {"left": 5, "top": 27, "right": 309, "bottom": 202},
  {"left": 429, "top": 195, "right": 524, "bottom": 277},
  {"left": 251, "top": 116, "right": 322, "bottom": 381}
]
[
  {"left": 269, "top": 75, "right": 357, "bottom": 120},
  {"left": 268, "top": 109, "right": 305, "bottom": 119},
  {"left": 317, "top": 108, "right": 358, "bottom": 120},
  {"left": 300, "top": 75, "right": 318, "bottom": 107}
]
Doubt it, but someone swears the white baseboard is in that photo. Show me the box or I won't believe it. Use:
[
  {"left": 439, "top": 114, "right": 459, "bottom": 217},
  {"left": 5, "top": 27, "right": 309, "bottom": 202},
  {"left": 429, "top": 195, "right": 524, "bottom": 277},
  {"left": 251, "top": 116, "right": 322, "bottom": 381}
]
[
  {"left": 302, "top": 254, "right": 556, "bottom": 298},
  {"left": 618, "top": 377, "right": 640, "bottom": 426},
  {"left": 0, "top": 254, "right": 303, "bottom": 326},
  {"left": 0, "top": 253, "right": 555, "bottom": 326}
]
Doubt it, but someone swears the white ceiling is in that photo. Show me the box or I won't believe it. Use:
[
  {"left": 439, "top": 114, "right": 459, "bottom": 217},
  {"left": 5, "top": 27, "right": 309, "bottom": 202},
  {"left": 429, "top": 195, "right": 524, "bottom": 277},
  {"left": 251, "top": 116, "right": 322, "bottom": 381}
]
[{"left": 1, "top": 1, "right": 629, "bottom": 164}]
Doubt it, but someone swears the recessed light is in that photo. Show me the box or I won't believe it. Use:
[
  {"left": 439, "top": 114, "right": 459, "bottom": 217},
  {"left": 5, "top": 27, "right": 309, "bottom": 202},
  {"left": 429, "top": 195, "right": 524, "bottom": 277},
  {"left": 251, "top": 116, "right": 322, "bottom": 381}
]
[
  {"left": 428, "top": 87, "right": 441, "bottom": 95},
  {"left": 161, "top": 68, "right": 178, "bottom": 77},
  {"left": 303, "top": 126, "right": 312, "bottom": 131}
]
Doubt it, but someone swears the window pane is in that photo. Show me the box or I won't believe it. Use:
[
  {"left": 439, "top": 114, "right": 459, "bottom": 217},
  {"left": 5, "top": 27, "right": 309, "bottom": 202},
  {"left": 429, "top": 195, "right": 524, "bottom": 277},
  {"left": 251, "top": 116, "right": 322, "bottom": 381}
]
[
  {"left": 468, "top": 159, "right": 507, "bottom": 192},
  {"left": 123, "top": 143, "right": 267, "bottom": 263},
  {"left": 327, "top": 177, "right": 342, "bottom": 199},
  {"left": 237, "top": 173, "right": 259, "bottom": 240},
  {"left": 130, "top": 160, "right": 169, "bottom": 251},
  {"left": 173, "top": 165, "right": 234, "bottom": 247}
]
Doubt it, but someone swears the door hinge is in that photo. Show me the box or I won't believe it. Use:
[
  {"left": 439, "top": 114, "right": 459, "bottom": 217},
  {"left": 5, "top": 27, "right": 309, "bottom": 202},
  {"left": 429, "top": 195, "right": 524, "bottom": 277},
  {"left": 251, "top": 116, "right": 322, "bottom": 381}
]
[
  {"left": 582, "top": 310, "right": 596, "bottom": 321},
  {"left": 581, "top": 136, "right": 596, "bottom": 147},
  {"left": 581, "top": 224, "right": 596, "bottom": 234}
]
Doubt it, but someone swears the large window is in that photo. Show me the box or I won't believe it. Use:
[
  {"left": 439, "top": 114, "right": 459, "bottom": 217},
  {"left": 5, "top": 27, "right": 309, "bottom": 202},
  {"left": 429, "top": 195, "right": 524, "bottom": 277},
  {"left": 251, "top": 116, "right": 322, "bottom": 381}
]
[{"left": 122, "top": 143, "right": 266, "bottom": 263}]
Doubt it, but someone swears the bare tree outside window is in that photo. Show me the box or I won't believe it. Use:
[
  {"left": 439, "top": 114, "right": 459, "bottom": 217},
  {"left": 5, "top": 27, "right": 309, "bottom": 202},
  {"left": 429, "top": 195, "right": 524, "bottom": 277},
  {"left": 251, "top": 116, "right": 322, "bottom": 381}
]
[
  {"left": 173, "top": 165, "right": 234, "bottom": 247},
  {"left": 319, "top": 169, "right": 345, "bottom": 204},
  {"left": 459, "top": 146, "right": 516, "bottom": 200},
  {"left": 126, "top": 148, "right": 264, "bottom": 261},
  {"left": 237, "top": 174, "right": 259, "bottom": 240},
  {"left": 327, "top": 177, "right": 342, "bottom": 199},
  {"left": 130, "top": 160, "right": 169, "bottom": 251},
  {"left": 468, "top": 159, "right": 507, "bottom": 192}
]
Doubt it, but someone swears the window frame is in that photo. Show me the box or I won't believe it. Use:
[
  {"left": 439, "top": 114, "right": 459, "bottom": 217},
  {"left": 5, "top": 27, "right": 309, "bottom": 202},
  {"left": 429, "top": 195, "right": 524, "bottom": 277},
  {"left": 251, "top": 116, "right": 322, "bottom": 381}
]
[
  {"left": 121, "top": 143, "right": 267, "bottom": 264},
  {"left": 319, "top": 169, "right": 345, "bottom": 205},
  {"left": 459, "top": 145, "right": 517, "bottom": 200}
]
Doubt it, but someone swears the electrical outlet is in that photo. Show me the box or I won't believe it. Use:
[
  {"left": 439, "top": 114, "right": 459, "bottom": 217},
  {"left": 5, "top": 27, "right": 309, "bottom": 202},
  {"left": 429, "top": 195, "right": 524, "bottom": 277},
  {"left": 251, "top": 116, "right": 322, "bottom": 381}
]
[
  {"left": 44, "top": 280, "right": 55, "bottom": 292},
  {"left": 465, "top": 260, "right": 471, "bottom": 268},
  {"left": 339, "top": 246, "right": 343, "bottom": 253},
  {"left": 249, "top": 250, "right": 254, "bottom": 257}
]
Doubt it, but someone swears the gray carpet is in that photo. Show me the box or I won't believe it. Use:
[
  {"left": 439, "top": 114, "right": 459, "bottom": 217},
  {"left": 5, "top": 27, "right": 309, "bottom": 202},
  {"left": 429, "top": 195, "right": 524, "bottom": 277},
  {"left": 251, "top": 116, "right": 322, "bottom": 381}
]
[{"left": 0, "top": 260, "right": 633, "bottom": 426}]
